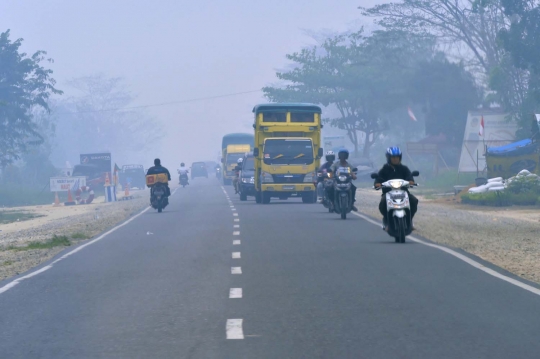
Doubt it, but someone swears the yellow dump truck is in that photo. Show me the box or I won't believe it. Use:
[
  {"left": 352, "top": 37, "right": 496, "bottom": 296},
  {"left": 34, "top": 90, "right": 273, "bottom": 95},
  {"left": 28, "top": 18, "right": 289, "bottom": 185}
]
[
  {"left": 220, "top": 133, "right": 254, "bottom": 185},
  {"left": 223, "top": 144, "right": 251, "bottom": 185},
  {"left": 252, "top": 103, "right": 323, "bottom": 204}
]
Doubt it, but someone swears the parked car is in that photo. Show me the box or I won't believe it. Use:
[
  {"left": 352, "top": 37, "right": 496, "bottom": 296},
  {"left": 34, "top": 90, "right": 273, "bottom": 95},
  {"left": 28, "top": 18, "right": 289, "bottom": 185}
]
[{"left": 191, "top": 162, "right": 208, "bottom": 179}]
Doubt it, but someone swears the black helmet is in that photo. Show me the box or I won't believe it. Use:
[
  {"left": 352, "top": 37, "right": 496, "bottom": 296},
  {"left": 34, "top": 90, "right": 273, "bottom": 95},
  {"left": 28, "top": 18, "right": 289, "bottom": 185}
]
[
  {"left": 181, "top": 162, "right": 185, "bottom": 166},
  {"left": 154, "top": 158, "right": 161, "bottom": 166},
  {"left": 325, "top": 150, "right": 335, "bottom": 162},
  {"left": 385, "top": 147, "right": 402, "bottom": 164},
  {"left": 338, "top": 148, "right": 349, "bottom": 160}
]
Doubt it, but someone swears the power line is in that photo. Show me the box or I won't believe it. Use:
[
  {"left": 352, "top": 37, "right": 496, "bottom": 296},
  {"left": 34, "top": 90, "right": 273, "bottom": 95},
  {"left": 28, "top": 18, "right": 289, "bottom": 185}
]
[{"left": 56, "top": 89, "right": 262, "bottom": 114}]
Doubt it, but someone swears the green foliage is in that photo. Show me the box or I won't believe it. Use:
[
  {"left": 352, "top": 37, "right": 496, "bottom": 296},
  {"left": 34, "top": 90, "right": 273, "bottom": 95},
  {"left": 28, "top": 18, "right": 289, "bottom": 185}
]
[
  {"left": 506, "top": 175, "right": 540, "bottom": 195},
  {"left": 0, "top": 30, "right": 62, "bottom": 167},
  {"left": 0, "top": 183, "right": 58, "bottom": 206},
  {"left": 70, "top": 232, "right": 89, "bottom": 240},
  {"left": 461, "top": 190, "right": 540, "bottom": 206}
]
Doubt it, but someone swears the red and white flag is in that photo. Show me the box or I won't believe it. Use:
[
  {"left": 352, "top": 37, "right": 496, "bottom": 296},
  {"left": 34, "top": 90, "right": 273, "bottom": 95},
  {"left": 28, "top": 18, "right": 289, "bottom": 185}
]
[
  {"left": 479, "top": 115, "right": 484, "bottom": 137},
  {"left": 407, "top": 107, "right": 418, "bottom": 122}
]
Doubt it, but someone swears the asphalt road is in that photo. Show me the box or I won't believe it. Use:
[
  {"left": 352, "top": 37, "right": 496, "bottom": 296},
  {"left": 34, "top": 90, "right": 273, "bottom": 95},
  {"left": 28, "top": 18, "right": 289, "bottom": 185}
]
[{"left": 2, "top": 178, "right": 540, "bottom": 358}]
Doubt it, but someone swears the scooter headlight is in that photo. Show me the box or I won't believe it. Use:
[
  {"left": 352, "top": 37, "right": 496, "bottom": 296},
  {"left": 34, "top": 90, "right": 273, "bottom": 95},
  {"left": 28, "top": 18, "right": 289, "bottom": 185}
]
[
  {"left": 389, "top": 180, "right": 404, "bottom": 189},
  {"left": 338, "top": 175, "right": 347, "bottom": 182}
]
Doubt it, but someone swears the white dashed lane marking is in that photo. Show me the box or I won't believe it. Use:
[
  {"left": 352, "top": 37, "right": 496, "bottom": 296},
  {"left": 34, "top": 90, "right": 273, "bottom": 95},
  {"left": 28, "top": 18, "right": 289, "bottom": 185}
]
[
  {"left": 232, "top": 252, "right": 241, "bottom": 259},
  {"left": 234, "top": 218, "right": 240, "bottom": 222},
  {"left": 233, "top": 213, "right": 238, "bottom": 217},
  {"left": 234, "top": 224, "right": 240, "bottom": 228},
  {"left": 226, "top": 319, "right": 244, "bottom": 339},
  {"left": 229, "top": 288, "right": 242, "bottom": 298},
  {"left": 231, "top": 267, "right": 242, "bottom": 274},
  {"left": 233, "top": 240, "right": 241, "bottom": 245},
  {"left": 233, "top": 231, "right": 240, "bottom": 236}
]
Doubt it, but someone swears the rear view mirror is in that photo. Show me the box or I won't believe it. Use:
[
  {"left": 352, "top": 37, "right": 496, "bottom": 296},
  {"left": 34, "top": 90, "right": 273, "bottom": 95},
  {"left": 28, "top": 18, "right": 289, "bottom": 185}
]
[
  {"left": 412, "top": 170, "right": 420, "bottom": 177},
  {"left": 317, "top": 148, "right": 323, "bottom": 158},
  {"left": 352, "top": 167, "right": 358, "bottom": 172},
  {"left": 253, "top": 148, "right": 260, "bottom": 157},
  {"left": 370, "top": 172, "right": 378, "bottom": 179}
]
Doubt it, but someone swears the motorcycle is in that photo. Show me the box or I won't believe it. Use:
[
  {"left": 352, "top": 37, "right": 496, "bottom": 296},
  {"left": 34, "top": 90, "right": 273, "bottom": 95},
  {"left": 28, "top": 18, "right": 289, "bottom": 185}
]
[
  {"left": 371, "top": 171, "right": 419, "bottom": 243},
  {"left": 331, "top": 166, "right": 357, "bottom": 219},
  {"left": 150, "top": 182, "right": 169, "bottom": 213},
  {"left": 179, "top": 172, "right": 189, "bottom": 187},
  {"left": 318, "top": 170, "right": 334, "bottom": 212},
  {"left": 216, "top": 167, "right": 222, "bottom": 179}
]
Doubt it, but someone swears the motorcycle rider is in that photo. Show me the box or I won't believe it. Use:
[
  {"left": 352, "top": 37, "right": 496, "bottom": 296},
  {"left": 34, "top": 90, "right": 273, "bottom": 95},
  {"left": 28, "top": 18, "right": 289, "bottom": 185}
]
[
  {"left": 317, "top": 150, "right": 335, "bottom": 202},
  {"left": 330, "top": 149, "right": 358, "bottom": 212},
  {"left": 233, "top": 157, "right": 243, "bottom": 194},
  {"left": 374, "top": 147, "right": 418, "bottom": 230},
  {"left": 146, "top": 158, "right": 171, "bottom": 196},
  {"left": 177, "top": 162, "right": 189, "bottom": 185}
]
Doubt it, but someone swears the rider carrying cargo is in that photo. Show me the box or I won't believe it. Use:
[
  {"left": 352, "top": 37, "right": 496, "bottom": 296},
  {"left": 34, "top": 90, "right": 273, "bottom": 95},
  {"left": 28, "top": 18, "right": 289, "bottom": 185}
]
[
  {"left": 374, "top": 147, "right": 418, "bottom": 230},
  {"left": 146, "top": 158, "right": 171, "bottom": 196}
]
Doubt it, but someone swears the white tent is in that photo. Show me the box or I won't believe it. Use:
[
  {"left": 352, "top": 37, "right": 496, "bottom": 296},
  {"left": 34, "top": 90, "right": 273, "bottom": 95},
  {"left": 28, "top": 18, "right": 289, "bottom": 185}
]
[{"left": 458, "top": 110, "right": 516, "bottom": 174}]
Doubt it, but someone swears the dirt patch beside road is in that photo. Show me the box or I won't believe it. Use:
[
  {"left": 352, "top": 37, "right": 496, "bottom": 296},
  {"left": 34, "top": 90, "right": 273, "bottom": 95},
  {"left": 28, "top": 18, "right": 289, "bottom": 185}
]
[
  {"left": 357, "top": 188, "right": 540, "bottom": 284},
  {"left": 0, "top": 190, "right": 151, "bottom": 281}
]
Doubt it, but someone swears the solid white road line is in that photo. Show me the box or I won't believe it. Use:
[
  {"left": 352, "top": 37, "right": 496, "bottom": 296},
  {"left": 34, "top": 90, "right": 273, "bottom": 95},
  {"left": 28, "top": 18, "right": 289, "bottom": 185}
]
[
  {"left": 233, "top": 240, "right": 241, "bottom": 245},
  {"left": 231, "top": 267, "right": 242, "bottom": 274},
  {"left": 226, "top": 319, "right": 244, "bottom": 339},
  {"left": 0, "top": 204, "right": 153, "bottom": 295},
  {"left": 233, "top": 231, "right": 240, "bottom": 236},
  {"left": 351, "top": 211, "right": 540, "bottom": 297},
  {"left": 229, "top": 288, "right": 243, "bottom": 298},
  {"left": 232, "top": 252, "right": 241, "bottom": 259}
]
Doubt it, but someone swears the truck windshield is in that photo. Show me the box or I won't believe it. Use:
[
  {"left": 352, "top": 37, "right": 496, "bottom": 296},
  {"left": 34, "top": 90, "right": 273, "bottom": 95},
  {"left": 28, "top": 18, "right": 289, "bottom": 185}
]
[
  {"left": 263, "top": 139, "right": 314, "bottom": 165},
  {"left": 227, "top": 153, "right": 244, "bottom": 164}
]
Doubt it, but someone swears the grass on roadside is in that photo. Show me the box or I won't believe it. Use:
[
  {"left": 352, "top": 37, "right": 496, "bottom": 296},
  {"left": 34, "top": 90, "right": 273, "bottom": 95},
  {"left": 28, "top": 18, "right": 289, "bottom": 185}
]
[
  {"left": 2, "top": 260, "right": 13, "bottom": 266},
  {"left": 0, "top": 211, "right": 44, "bottom": 225},
  {"left": 6, "top": 235, "right": 71, "bottom": 251},
  {"left": 70, "top": 232, "right": 89, "bottom": 240}
]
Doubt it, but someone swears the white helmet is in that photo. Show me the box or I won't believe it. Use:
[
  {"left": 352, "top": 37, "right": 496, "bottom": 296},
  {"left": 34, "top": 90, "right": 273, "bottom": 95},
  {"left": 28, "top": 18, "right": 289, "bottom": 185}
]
[
  {"left": 325, "top": 150, "right": 335, "bottom": 161},
  {"left": 237, "top": 157, "right": 244, "bottom": 164}
]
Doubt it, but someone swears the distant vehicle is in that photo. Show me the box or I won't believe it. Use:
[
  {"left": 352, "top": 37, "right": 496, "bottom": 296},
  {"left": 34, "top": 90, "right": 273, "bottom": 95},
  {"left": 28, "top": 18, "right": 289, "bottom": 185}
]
[
  {"left": 119, "top": 164, "right": 146, "bottom": 189},
  {"left": 238, "top": 153, "right": 256, "bottom": 201},
  {"left": 191, "top": 162, "right": 208, "bottom": 179},
  {"left": 221, "top": 133, "right": 254, "bottom": 185}
]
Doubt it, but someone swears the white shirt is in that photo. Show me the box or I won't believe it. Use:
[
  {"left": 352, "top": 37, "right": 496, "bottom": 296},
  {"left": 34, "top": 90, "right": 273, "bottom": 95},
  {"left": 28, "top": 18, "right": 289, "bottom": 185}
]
[{"left": 178, "top": 167, "right": 189, "bottom": 175}]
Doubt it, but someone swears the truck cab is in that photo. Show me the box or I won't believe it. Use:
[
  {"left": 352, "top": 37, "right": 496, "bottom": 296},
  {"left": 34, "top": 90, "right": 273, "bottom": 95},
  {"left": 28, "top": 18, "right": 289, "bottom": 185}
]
[{"left": 253, "top": 103, "right": 323, "bottom": 204}]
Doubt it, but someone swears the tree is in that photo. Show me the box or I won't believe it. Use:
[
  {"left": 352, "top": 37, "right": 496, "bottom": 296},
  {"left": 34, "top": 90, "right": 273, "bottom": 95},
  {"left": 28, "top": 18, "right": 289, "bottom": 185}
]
[
  {"left": 0, "top": 30, "right": 62, "bottom": 167},
  {"left": 360, "top": 0, "right": 530, "bottom": 131},
  {"left": 409, "top": 55, "right": 480, "bottom": 145},
  {"left": 498, "top": 1, "right": 540, "bottom": 137},
  {"left": 50, "top": 74, "right": 163, "bottom": 165},
  {"left": 264, "top": 30, "right": 436, "bottom": 157}
]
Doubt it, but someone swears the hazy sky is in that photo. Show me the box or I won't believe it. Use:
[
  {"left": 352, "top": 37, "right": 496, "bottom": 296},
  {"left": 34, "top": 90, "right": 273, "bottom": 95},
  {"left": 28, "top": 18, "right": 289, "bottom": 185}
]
[{"left": 1, "top": 0, "right": 384, "bottom": 167}]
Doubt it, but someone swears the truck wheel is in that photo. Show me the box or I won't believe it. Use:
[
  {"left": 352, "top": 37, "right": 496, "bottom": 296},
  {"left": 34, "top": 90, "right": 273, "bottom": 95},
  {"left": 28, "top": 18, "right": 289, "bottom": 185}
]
[
  {"left": 262, "top": 192, "right": 271, "bottom": 204},
  {"left": 240, "top": 192, "right": 247, "bottom": 201}
]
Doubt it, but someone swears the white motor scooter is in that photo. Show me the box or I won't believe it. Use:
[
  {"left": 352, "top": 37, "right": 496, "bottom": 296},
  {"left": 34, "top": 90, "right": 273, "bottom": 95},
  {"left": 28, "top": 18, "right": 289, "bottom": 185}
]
[{"left": 371, "top": 171, "right": 419, "bottom": 243}]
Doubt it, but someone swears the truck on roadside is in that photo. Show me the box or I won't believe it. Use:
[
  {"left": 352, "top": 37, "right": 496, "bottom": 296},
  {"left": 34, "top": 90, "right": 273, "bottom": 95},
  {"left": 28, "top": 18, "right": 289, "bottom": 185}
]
[
  {"left": 71, "top": 152, "right": 112, "bottom": 188},
  {"left": 252, "top": 103, "right": 323, "bottom": 204}
]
